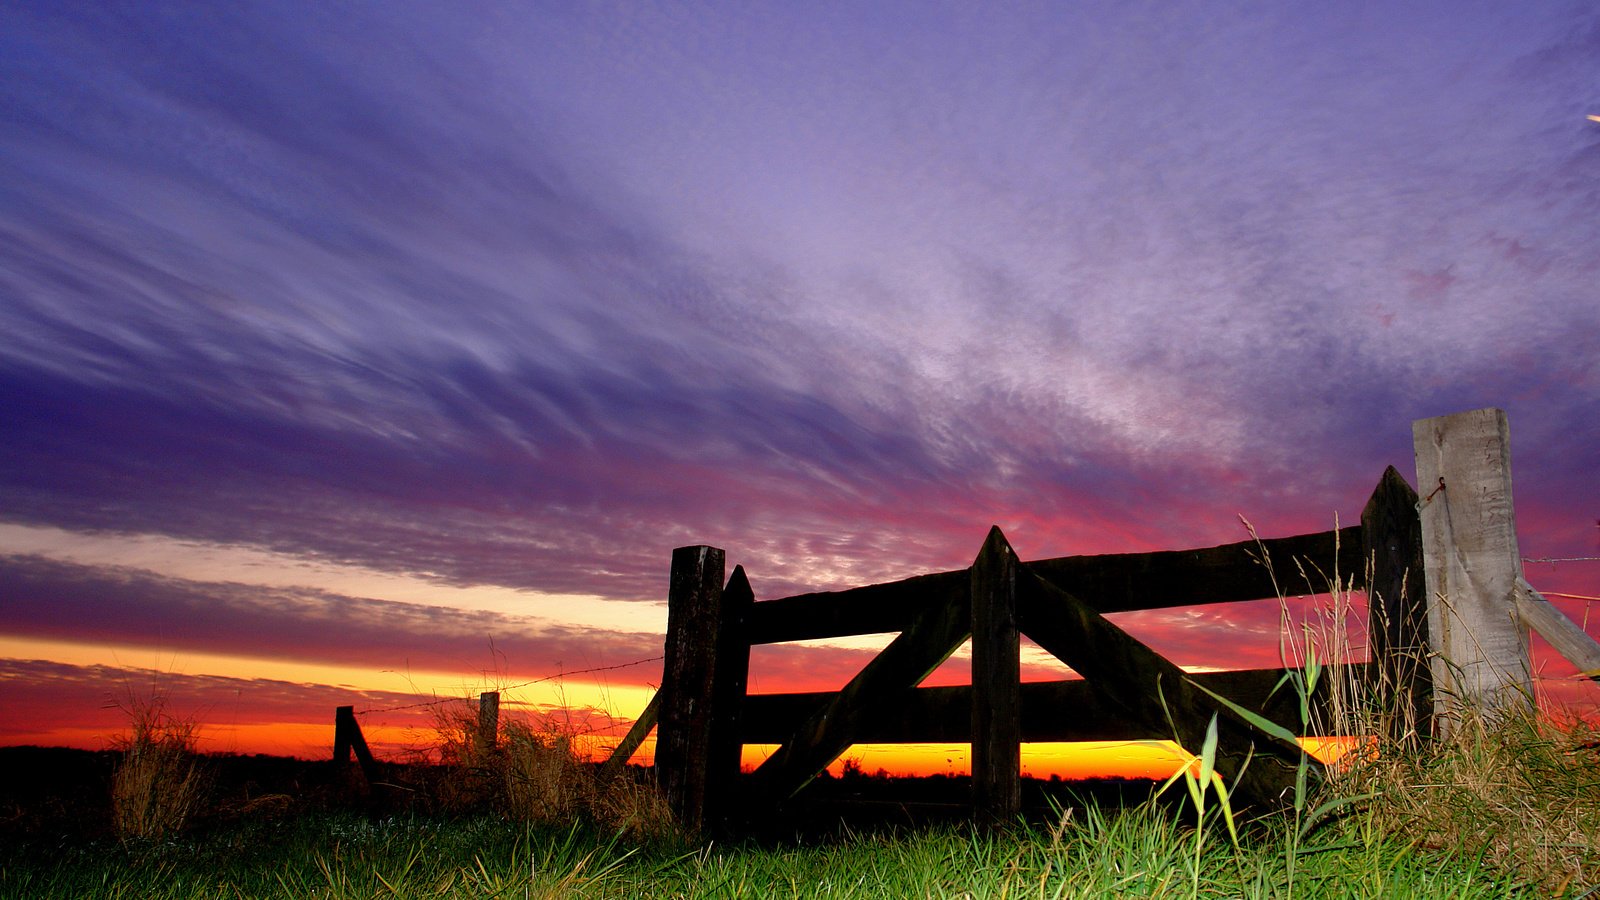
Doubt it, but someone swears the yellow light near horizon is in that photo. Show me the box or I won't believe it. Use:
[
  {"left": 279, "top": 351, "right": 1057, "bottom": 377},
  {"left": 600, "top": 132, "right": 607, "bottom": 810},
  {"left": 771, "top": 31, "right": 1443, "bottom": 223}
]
[
  {"left": 197, "top": 721, "right": 346, "bottom": 757},
  {"left": 0, "top": 634, "right": 432, "bottom": 693},
  {"left": 1, "top": 634, "right": 657, "bottom": 707},
  {"left": 732, "top": 736, "right": 1367, "bottom": 783},
  {"left": 1, "top": 634, "right": 662, "bottom": 758},
  {"left": 736, "top": 741, "right": 1198, "bottom": 781}
]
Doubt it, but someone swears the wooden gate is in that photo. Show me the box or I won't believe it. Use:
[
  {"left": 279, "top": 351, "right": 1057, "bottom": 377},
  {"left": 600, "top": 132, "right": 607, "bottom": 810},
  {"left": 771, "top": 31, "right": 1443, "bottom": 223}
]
[{"left": 607, "top": 409, "right": 1600, "bottom": 837}]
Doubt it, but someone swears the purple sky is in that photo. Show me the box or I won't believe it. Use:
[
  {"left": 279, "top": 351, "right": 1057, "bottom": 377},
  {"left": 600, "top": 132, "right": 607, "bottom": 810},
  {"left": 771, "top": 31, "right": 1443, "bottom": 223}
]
[{"left": 3, "top": 2, "right": 1598, "bottom": 754}]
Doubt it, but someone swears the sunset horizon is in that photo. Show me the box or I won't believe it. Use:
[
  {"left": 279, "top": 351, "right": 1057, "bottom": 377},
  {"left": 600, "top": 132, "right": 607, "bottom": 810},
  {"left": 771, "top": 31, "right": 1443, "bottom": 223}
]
[{"left": 7, "top": 492, "right": 1595, "bottom": 781}]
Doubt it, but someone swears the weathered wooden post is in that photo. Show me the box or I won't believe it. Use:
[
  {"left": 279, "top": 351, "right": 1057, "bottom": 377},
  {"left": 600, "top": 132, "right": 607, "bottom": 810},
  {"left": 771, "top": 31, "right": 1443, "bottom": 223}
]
[
  {"left": 1413, "top": 408, "right": 1534, "bottom": 733},
  {"left": 706, "top": 566, "right": 753, "bottom": 829},
  {"left": 1360, "top": 466, "right": 1431, "bottom": 741},
  {"left": 971, "top": 526, "right": 1022, "bottom": 823},
  {"left": 476, "top": 691, "right": 500, "bottom": 754},
  {"left": 333, "top": 705, "right": 378, "bottom": 784},
  {"left": 656, "top": 545, "right": 747, "bottom": 837}
]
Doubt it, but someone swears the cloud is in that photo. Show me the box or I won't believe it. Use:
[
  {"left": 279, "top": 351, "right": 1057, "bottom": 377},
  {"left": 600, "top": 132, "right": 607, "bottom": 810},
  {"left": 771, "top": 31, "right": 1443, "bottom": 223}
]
[
  {"left": 0, "top": 657, "right": 413, "bottom": 724},
  {"left": 0, "top": 656, "right": 436, "bottom": 749},
  {"left": 0, "top": 554, "right": 662, "bottom": 679}
]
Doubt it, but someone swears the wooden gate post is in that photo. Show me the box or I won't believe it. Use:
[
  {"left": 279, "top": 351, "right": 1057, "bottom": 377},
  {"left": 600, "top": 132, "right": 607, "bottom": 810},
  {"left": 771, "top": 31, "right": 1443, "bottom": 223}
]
[
  {"left": 1361, "top": 466, "right": 1431, "bottom": 742},
  {"left": 656, "top": 545, "right": 728, "bottom": 837},
  {"left": 1413, "top": 408, "right": 1534, "bottom": 734},
  {"left": 476, "top": 691, "right": 500, "bottom": 754},
  {"left": 706, "top": 566, "right": 753, "bottom": 830},
  {"left": 971, "top": 526, "right": 1022, "bottom": 824},
  {"left": 333, "top": 705, "right": 378, "bottom": 784}
]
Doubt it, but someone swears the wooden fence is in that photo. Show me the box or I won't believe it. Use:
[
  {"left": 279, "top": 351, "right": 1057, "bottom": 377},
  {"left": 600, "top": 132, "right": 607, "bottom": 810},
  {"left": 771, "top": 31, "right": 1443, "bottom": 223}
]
[
  {"left": 620, "top": 471, "right": 1416, "bottom": 836},
  {"left": 602, "top": 408, "right": 1600, "bottom": 838},
  {"left": 332, "top": 690, "right": 502, "bottom": 787}
]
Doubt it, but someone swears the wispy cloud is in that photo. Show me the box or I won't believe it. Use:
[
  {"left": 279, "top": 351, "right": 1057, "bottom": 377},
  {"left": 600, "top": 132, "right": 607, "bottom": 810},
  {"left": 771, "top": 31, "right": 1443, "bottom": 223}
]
[{"left": 0, "top": 555, "right": 661, "bottom": 678}]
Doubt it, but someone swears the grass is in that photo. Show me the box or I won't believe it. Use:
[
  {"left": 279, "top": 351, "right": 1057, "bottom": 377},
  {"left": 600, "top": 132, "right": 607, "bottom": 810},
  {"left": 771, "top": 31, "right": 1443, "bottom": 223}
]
[
  {"left": 108, "top": 690, "right": 208, "bottom": 843},
  {"left": 6, "top": 692, "right": 1592, "bottom": 896},
  {"left": 428, "top": 696, "right": 677, "bottom": 839},
  {"left": 0, "top": 801, "right": 1540, "bottom": 899},
  {"left": 1338, "top": 706, "right": 1600, "bottom": 896},
  {"left": 6, "top": 693, "right": 1594, "bottom": 897},
  {"left": 1243, "top": 522, "right": 1600, "bottom": 897}
]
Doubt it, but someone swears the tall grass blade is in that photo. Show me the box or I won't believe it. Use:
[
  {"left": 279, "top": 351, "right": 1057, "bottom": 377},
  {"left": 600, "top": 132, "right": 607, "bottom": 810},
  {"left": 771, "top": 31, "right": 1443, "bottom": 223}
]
[{"left": 1190, "top": 679, "right": 1302, "bottom": 746}]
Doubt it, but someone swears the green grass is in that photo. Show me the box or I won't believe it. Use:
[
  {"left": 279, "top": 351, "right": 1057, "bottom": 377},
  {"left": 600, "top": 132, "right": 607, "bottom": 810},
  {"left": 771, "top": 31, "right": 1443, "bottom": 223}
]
[{"left": 0, "top": 799, "right": 1550, "bottom": 899}]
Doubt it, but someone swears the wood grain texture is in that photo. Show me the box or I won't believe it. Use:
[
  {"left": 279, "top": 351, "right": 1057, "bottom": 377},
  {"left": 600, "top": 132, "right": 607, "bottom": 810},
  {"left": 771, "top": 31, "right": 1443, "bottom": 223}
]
[
  {"left": 1515, "top": 579, "right": 1600, "bottom": 680},
  {"left": 1413, "top": 408, "right": 1533, "bottom": 730},
  {"left": 656, "top": 545, "right": 726, "bottom": 837}
]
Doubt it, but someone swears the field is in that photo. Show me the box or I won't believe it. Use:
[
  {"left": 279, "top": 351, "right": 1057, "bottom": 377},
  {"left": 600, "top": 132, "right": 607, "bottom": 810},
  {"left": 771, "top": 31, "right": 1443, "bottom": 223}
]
[
  {"left": 3, "top": 704, "right": 1598, "bottom": 900},
  {"left": 0, "top": 803, "right": 1531, "bottom": 899}
]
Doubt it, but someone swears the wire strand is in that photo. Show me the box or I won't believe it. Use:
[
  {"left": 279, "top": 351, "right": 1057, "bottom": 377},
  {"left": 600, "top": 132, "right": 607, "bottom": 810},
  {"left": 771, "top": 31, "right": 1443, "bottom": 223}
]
[
  {"left": 1541, "top": 591, "right": 1600, "bottom": 603},
  {"left": 354, "top": 655, "right": 663, "bottom": 715}
]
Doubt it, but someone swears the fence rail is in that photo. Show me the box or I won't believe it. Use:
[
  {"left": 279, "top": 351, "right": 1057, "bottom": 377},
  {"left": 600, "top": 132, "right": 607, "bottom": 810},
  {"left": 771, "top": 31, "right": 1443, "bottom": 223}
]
[
  {"left": 747, "top": 528, "right": 1367, "bottom": 644},
  {"left": 736, "top": 665, "right": 1351, "bottom": 744}
]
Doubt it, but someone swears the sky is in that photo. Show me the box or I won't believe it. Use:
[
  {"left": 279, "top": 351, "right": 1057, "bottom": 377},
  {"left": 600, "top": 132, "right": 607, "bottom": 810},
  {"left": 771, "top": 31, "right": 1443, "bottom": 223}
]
[{"left": 2, "top": 1, "right": 1598, "bottom": 779}]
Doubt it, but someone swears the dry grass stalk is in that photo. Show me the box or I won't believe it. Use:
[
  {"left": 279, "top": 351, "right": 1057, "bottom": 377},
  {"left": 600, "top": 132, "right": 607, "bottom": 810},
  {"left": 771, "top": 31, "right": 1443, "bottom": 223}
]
[
  {"left": 1256, "top": 520, "right": 1600, "bottom": 893},
  {"left": 1350, "top": 704, "right": 1600, "bottom": 894},
  {"left": 434, "top": 698, "right": 676, "bottom": 840},
  {"left": 111, "top": 691, "right": 208, "bottom": 841}
]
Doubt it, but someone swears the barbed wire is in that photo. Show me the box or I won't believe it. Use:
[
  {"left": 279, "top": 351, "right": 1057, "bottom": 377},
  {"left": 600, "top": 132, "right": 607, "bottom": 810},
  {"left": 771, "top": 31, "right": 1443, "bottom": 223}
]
[
  {"left": 1542, "top": 591, "right": 1600, "bottom": 603},
  {"left": 355, "top": 655, "right": 664, "bottom": 716},
  {"left": 497, "top": 655, "right": 665, "bottom": 694}
]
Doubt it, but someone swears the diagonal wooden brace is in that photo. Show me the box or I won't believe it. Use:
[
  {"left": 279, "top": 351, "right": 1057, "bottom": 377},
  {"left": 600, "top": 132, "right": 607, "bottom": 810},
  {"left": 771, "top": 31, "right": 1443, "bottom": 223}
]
[
  {"left": 747, "top": 578, "right": 971, "bottom": 805},
  {"left": 1016, "top": 562, "right": 1314, "bottom": 811},
  {"left": 1514, "top": 578, "right": 1600, "bottom": 681}
]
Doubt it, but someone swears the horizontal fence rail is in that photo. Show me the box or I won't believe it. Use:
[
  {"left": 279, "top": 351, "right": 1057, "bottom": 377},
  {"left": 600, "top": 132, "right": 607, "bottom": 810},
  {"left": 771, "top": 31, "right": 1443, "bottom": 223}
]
[
  {"left": 738, "top": 664, "right": 1360, "bottom": 744},
  {"left": 747, "top": 527, "right": 1367, "bottom": 644}
]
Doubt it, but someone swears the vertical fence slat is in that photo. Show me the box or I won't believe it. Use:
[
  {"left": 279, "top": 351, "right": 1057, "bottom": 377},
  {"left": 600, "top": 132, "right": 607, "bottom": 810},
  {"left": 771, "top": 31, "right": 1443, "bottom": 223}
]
[
  {"left": 1361, "top": 465, "right": 1431, "bottom": 742},
  {"left": 655, "top": 544, "right": 727, "bottom": 838},
  {"left": 1413, "top": 408, "right": 1534, "bottom": 732},
  {"left": 971, "top": 526, "right": 1022, "bottom": 824}
]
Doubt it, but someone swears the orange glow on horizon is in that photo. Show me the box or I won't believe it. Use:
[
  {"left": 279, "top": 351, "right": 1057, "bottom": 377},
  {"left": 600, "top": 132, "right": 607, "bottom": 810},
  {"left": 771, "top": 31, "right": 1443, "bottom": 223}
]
[{"left": 738, "top": 741, "right": 1195, "bottom": 781}]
